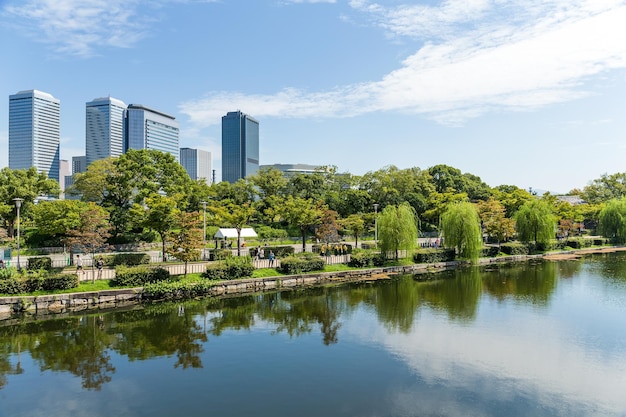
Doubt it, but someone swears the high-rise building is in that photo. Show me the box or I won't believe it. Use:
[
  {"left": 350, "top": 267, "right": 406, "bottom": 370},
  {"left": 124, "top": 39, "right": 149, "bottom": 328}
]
[
  {"left": 221, "top": 110, "right": 259, "bottom": 183},
  {"left": 59, "top": 159, "right": 70, "bottom": 194},
  {"left": 86, "top": 96, "right": 126, "bottom": 166},
  {"left": 72, "top": 156, "right": 87, "bottom": 174},
  {"left": 180, "top": 148, "right": 212, "bottom": 185},
  {"left": 260, "top": 163, "right": 323, "bottom": 177},
  {"left": 9, "top": 89, "right": 61, "bottom": 181},
  {"left": 124, "top": 104, "right": 179, "bottom": 161}
]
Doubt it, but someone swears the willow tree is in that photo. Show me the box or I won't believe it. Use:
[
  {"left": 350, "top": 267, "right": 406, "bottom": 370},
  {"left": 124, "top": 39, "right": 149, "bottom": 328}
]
[
  {"left": 514, "top": 199, "right": 556, "bottom": 247},
  {"left": 378, "top": 202, "right": 418, "bottom": 260},
  {"left": 440, "top": 202, "right": 482, "bottom": 262},
  {"left": 598, "top": 197, "right": 626, "bottom": 243}
]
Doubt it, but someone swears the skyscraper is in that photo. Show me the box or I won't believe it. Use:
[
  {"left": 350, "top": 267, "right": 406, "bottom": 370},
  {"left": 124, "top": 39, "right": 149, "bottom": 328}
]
[
  {"left": 124, "top": 104, "right": 179, "bottom": 161},
  {"left": 9, "top": 89, "right": 61, "bottom": 181},
  {"left": 86, "top": 96, "right": 126, "bottom": 166},
  {"left": 180, "top": 148, "right": 212, "bottom": 185},
  {"left": 221, "top": 111, "right": 259, "bottom": 183}
]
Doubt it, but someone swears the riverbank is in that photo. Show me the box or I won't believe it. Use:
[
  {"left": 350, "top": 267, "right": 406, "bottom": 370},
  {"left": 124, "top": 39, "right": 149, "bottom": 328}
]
[{"left": 1, "top": 246, "right": 622, "bottom": 321}]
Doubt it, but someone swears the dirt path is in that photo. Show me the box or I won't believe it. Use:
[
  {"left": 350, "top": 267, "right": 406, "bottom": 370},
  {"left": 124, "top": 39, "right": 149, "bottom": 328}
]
[{"left": 543, "top": 246, "right": 626, "bottom": 260}]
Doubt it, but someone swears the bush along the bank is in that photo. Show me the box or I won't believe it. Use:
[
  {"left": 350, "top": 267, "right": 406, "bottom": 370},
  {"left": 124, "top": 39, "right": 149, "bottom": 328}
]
[
  {"left": 413, "top": 248, "right": 456, "bottom": 264},
  {"left": 27, "top": 256, "right": 53, "bottom": 271},
  {"left": 202, "top": 256, "right": 254, "bottom": 280},
  {"left": 348, "top": 249, "right": 376, "bottom": 267},
  {"left": 481, "top": 246, "right": 500, "bottom": 258},
  {"left": 500, "top": 242, "right": 529, "bottom": 255},
  {"left": 278, "top": 252, "right": 325, "bottom": 275},
  {"left": 101, "top": 253, "right": 150, "bottom": 267},
  {"left": 111, "top": 265, "right": 170, "bottom": 287},
  {"left": 0, "top": 270, "right": 78, "bottom": 295}
]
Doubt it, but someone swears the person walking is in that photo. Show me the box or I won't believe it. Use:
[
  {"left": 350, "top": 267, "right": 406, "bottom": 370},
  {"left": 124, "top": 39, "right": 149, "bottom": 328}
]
[
  {"left": 96, "top": 257, "right": 104, "bottom": 280},
  {"left": 76, "top": 255, "right": 83, "bottom": 276},
  {"left": 268, "top": 251, "right": 275, "bottom": 267}
]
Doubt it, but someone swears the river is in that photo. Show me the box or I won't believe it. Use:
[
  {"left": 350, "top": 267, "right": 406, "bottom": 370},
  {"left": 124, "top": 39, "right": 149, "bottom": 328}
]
[{"left": 1, "top": 252, "right": 625, "bottom": 416}]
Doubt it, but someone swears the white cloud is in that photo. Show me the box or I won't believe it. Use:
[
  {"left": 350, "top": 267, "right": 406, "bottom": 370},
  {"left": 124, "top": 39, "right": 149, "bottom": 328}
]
[
  {"left": 180, "top": 1, "right": 626, "bottom": 126},
  {"left": 2, "top": 0, "right": 149, "bottom": 56}
]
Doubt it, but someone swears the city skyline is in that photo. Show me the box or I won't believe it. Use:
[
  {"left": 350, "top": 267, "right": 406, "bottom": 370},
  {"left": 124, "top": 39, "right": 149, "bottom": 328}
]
[{"left": 1, "top": 1, "right": 626, "bottom": 192}]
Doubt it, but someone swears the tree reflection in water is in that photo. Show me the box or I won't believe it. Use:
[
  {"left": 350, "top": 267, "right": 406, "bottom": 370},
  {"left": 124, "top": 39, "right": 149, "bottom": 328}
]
[{"left": 0, "top": 256, "right": 607, "bottom": 392}]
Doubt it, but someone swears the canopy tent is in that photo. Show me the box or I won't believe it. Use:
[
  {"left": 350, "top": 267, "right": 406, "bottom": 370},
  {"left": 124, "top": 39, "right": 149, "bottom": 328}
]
[{"left": 214, "top": 228, "right": 257, "bottom": 239}]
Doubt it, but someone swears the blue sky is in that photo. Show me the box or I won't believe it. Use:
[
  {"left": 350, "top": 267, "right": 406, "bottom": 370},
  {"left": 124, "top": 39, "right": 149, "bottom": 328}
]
[{"left": 1, "top": 0, "right": 625, "bottom": 193}]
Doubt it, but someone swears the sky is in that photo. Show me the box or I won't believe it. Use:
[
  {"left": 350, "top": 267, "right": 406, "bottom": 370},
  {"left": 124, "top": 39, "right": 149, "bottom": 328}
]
[{"left": 1, "top": 0, "right": 625, "bottom": 193}]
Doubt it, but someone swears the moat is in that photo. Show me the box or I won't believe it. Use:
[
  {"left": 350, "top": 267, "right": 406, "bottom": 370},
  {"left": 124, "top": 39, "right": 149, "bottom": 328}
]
[{"left": 1, "top": 252, "right": 625, "bottom": 417}]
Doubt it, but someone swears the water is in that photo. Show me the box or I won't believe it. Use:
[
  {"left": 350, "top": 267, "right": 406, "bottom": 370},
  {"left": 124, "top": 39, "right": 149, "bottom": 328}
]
[{"left": 1, "top": 253, "right": 626, "bottom": 417}]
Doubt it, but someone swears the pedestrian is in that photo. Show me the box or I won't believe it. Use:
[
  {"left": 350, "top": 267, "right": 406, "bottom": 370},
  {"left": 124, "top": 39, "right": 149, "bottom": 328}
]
[
  {"left": 96, "top": 257, "right": 104, "bottom": 279},
  {"left": 0, "top": 259, "right": 5, "bottom": 269},
  {"left": 268, "top": 251, "right": 275, "bottom": 267},
  {"left": 76, "top": 255, "right": 83, "bottom": 275},
  {"left": 259, "top": 248, "right": 264, "bottom": 259}
]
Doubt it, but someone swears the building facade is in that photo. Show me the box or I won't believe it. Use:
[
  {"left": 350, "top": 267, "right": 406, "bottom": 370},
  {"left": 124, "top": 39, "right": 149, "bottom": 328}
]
[
  {"left": 124, "top": 104, "right": 179, "bottom": 161},
  {"left": 86, "top": 96, "right": 126, "bottom": 166},
  {"left": 9, "top": 89, "right": 61, "bottom": 181},
  {"left": 221, "top": 111, "right": 259, "bottom": 183},
  {"left": 72, "top": 156, "right": 87, "bottom": 174},
  {"left": 259, "top": 163, "right": 323, "bottom": 177},
  {"left": 180, "top": 148, "right": 212, "bottom": 185}
]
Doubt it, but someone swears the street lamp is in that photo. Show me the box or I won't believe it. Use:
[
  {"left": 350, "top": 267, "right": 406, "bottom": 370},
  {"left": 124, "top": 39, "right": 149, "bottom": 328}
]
[
  {"left": 13, "top": 198, "right": 23, "bottom": 270},
  {"left": 373, "top": 203, "right": 379, "bottom": 245},
  {"left": 201, "top": 201, "right": 208, "bottom": 260}
]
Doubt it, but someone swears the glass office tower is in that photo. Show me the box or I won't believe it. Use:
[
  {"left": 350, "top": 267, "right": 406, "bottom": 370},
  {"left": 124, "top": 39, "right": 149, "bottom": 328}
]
[
  {"left": 9, "top": 89, "right": 61, "bottom": 181},
  {"left": 180, "top": 148, "right": 212, "bottom": 185},
  {"left": 86, "top": 96, "right": 126, "bottom": 166},
  {"left": 221, "top": 111, "right": 259, "bottom": 183},
  {"left": 124, "top": 104, "right": 180, "bottom": 161}
]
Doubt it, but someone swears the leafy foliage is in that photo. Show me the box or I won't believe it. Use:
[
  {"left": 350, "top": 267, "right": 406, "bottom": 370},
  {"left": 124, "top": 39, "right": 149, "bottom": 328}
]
[
  {"left": 111, "top": 266, "right": 170, "bottom": 287},
  {"left": 378, "top": 202, "right": 419, "bottom": 260},
  {"left": 440, "top": 202, "right": 483, "bottom": 262},
  {"left": 277, "top": 252, "right": 325, "bottom": 274},
  {"left": 598, "top": 197, "right": 626, "bottom": 243},
  {"left": 514, "top": 199, "right": 557, "bottom": 246}
]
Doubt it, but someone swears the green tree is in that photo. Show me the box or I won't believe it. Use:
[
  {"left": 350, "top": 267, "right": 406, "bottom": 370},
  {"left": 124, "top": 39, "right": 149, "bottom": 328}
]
[
  {"left": 137, "top": 194, "right": 181, "bottom": 262},
  {"left": 166, "top": 211, "right": 204, "bottom": 277},
  {"left": 441, "top": 202, "right": 483, "bottom": 262},
  {"left": 582, "top": 172, "right": 626, "bottom": 204},
  {"left": 210, "top": 201, "right": 256, "bottom": 256},
  {"left": 64, "top": 204, "right": 112, "bottom": 283},
  {"left": 477, "top": 198, "right": 515, "bottom": 246},
  {"left": 315, "top": 209, "right": 341, "bottom": 244},
  {"left": 378, "top": 202, "right": 419, "bottom": 260},
  {"left": 31, "top": 200, "right": 95, "bottom": 245},
  {"left": 598, "top": 198, "right": 626, "bottom": 243},
  {"left": 514, "top": 199, "right": 556, "bottom": 247},
  {"left": 339, "top": 214, "right": 366, "bottom": 247},
  {"left": 0, "top": 167, "right": 60, "bottom": 236},
  {"left": 270, "top": 196, "right": 325, "bottom": 252}
]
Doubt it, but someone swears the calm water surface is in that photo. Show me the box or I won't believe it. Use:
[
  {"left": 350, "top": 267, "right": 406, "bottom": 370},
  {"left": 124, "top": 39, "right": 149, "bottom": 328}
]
[{"left": 1, "top": 253, "right": 626, "bottom": 417}]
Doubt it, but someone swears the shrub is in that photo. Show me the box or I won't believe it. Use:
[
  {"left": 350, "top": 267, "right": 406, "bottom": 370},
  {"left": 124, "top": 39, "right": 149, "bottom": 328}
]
[
  {"left": 413, "top": 248, "right": 456, "bottom": 263},
  {"left": 209, "top": 249, "right": 232, "bottom": 261},
  {"left": 278, "top": 253, "right": 325, "bottom": 275},
  {"left": 500, "top": 243, "right": 529, "bottom": 255},
  {"left": 111, "top": 266, "right": 170, "bottom": 287},
  {"left": 202, "top": 256, "right": 254, "bottom": 280},
  {"left": 0, "top": 266, "right": 18, "bottom": 280},
  {"left": 348, "top": 249, "right": 376, "bottom": 268},
  {"left": 143, "top": 280, "right": 217, "bottom": 300},
  {"left": 0, "top": 278, "right": 27, "bottom": 295},
  {"left": 481, "top": 246, "right": 500, "bottom": 258},
  {"left": 41, "top": 274, "right": 79, "bottom": 291},
  {"left": 564, "top": 237, "right": 592, "bottom": 249},
  {"left": 101, "top": 253, "right": 150, "bottom": 267},
  {"left": 27, "top": 257, "right": 52, "bottom": 271},
  {"left": 593, "top": 237, "right": 608, "bottom": 246}
]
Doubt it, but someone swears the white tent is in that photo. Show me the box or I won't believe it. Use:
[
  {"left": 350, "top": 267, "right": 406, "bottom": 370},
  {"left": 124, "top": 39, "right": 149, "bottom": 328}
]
[{"left": 214, "top": 228, "right": 258, "bottom": 239}]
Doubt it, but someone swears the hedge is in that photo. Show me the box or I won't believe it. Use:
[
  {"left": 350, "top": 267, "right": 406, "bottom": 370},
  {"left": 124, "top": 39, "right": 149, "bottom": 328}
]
[
  {"left": 413, "top": 248, "right": 456, "bottom": 264},
  {"left": 500, "top": 243, "right": 529, "bottom": 255},
  {"left": 27, "top": 256, "right": 53, "bottom": 271},
  {"left": 348, "top": 249, "right": 376, "bottom": 268},
  {"left": 481, "top": 246, "right": 500, "bottom": 258},
  {"left": 0, "top": 273, "right": 78, "bottom": 295},
  {"left": 143, "top": 280, "right": 216, "bottom": 300},
  {"left": 101, "top": 253, "right": 150, "bottom": 267},
  {"left": 277, "top": 253, "right": 325, "bottom": 275},
  {"left": 202, "top": 256, "right": 254, "bottom": 280},
  {"left": 111, "top": 266, "right": 170, "bottom": 287}
]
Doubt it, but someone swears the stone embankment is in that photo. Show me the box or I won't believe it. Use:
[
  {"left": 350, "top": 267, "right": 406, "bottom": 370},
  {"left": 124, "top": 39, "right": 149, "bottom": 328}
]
[{"left": 2, "top": 247, "right": 624, "bottom": 321}]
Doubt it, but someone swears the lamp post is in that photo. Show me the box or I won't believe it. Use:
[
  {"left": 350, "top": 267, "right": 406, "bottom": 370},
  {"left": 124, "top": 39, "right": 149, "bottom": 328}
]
[
  {"left": 373, "top": 203, "right": 379, "bottom": 245},
  {"left": 201, "top": 201, "right": 208, "bottom": 260},
  {"left": 13, "top": 198, "right": 23, "bottom": 270}
]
